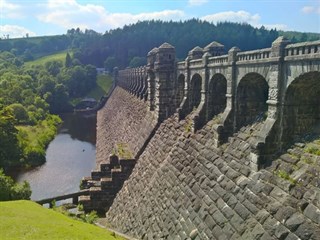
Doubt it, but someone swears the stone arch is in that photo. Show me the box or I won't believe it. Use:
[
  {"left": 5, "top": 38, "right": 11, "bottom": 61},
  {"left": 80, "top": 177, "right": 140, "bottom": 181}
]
[
  {"left": 189, "top": 73, "right": 202, "bottom": 112},
  {"left": 282, "top": 71, "right": 320, "bottom": 145},
  {"left": 176, "top": 74, "right": 185, "bottom": 108},
  {"left": 236, "top": 73, "right": 269, "bottom": 129},
  {"left": 207, "top": 74, "right": 227, "bottom": 120}
]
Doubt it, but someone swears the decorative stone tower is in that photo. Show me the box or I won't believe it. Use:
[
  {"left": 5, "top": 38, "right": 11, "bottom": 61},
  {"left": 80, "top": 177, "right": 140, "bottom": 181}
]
[
  {"left": 147, "top": 43, "right": 176, "bottom": 122},
  {"left": 203, "top": 41, "right": 225, "bottom": 56}
]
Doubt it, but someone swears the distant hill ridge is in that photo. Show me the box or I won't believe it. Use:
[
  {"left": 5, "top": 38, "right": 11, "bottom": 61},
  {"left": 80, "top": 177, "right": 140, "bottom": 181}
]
[{"left": 1, "top": 20, "right": 319, "bottom": 68}]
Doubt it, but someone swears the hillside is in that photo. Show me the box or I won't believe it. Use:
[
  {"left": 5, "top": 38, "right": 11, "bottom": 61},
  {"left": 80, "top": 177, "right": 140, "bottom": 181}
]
[
  {"left": 0, "top": 200, "right": 124, "bottom": 240},
  {"left": 24, "top": 51, "right": 70, "bottom": 68},
  {"left": 1, "top": 20, "right": 319, "bottom": 69}
]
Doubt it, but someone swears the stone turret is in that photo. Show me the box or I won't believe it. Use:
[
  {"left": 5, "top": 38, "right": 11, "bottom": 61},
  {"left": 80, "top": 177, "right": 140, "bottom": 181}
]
[
  {"left": 155, "top": 43, "right": 175, "bottom": 68},
  {"left": 188, "top": 46, "right": 204, "bottom": 60},
  {"left": 147, "top": 47, "right": 158, "bottom": 68},
  {"left": 154, "top": 43, "right": 176, "bottom": 122},
  {"left": 204, "top": 41, "right": 225, "bottom": 56}
]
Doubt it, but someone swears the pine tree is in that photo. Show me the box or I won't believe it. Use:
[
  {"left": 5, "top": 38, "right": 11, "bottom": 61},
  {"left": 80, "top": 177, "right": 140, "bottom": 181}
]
[{"left": 65, "top": 52, "right": 72, "bottom": 68}]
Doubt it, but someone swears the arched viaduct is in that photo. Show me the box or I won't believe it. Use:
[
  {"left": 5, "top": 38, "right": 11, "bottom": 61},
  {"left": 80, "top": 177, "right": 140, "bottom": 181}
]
[{"left": 116, "top": 37, "right": 320, "bottom": 170}]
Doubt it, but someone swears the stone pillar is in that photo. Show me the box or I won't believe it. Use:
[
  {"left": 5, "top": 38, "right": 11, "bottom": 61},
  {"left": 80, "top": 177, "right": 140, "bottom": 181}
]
[
  {"left": 178, "top": 56, "right": 190, "bottom": 120},
  {"left": 147, "top": 48, "right": 157, "bottom": 111},
  {"left": 195, "top": 52, "right": 210, "bottom": 130},
  {"left": 250, "top": 36, "right": 290, "bottom": 170},
  {"left": 226, "top": 46, "right": 240, "bottom": 133},
  {"left": 154, "top": 43, "right": 176, "bottom": 122}
]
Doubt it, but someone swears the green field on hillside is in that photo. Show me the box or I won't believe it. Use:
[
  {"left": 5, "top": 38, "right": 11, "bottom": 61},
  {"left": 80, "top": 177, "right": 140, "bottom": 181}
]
[
  {"left": 87, "top": 74, "right": 113, "bottom": 100},
  {"left": 0, "top": 200, "right": 124, "bottom": 240},
  {"left": 24, "top": 51, "right": 70, "bottom": 67}
]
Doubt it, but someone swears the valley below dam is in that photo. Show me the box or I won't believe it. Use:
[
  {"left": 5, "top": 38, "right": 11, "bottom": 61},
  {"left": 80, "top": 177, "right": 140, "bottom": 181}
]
[{"left": 15, "top": 113, "right": 97, "bottom": 201}]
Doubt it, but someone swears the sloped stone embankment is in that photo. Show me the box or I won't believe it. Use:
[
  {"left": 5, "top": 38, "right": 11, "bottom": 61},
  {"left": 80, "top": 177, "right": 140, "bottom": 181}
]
[
  {"left": 106, "top": 114, "right": 320, "bottom": 239},
  {"left": 96, "top": 87, "right": 158, "bottom": 166}
]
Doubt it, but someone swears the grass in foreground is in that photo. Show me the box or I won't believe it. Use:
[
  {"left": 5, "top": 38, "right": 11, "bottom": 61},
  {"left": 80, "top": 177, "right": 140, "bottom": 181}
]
[
  {"left": 87, "top": 74, "right": 113, "bottom": 100},
  {"left": 0, "top": 200, "right": 124, "bottom": 240}
]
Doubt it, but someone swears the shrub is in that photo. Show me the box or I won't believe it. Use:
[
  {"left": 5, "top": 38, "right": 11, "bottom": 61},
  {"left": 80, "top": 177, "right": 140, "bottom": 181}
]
[{"left": 0, "top": 169, "right": 31, "bottom": 201}]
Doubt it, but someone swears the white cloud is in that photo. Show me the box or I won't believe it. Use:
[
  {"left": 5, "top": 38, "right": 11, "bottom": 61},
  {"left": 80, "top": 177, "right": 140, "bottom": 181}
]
[
  {"left": 262, "top": 24, "right": 288, "bottom": 31},
  {"left": 302, "top": 6, "right": 320, "bottom": 14},
  {"left": 188, "top": 0, "right": 208, "bottom": 6},
  {"left": 0, "top": 0, "right": 22, "bottom": 18},
  {"left": 201, "top": 10, "right": 288, "bottom": 30},
  {"left": 38, "top": 0, "right": 185, "bottom": 32},
  {"left": 201, "top": 11, "right": 260, "bottom": 25},
  {"left": 0, "top": 25, "right": 36, "bottom": 38}
]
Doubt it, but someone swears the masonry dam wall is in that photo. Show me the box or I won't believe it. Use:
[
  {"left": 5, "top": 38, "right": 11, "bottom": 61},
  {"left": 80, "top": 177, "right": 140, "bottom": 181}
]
[{"left": 81, "top": 38, "right": 320, "bottom": 239}]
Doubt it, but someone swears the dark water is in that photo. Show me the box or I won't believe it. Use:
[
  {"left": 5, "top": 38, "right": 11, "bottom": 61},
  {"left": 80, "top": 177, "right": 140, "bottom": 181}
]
[{"left": 16, "top": 112, "right": 97, "bottom": 201}]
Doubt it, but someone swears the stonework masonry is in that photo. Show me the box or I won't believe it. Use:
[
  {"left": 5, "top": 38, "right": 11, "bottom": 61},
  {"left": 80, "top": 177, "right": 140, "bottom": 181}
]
[
  {"left": 95, "top": 86, "right": 158, "bottom": 166},
  {"left": 83, "top": 37, "right": 320, "bottom": 238}
]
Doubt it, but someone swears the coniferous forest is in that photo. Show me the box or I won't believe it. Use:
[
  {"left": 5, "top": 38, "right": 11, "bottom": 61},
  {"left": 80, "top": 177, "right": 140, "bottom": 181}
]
[{"left": 1, "top": 20, "right": 319, "bottom": 70}]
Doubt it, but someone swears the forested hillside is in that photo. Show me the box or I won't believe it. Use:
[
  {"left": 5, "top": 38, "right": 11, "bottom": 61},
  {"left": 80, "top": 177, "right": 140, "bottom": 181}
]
[{"left": 1, "top": 20, "right": 318, "bottom": 70}]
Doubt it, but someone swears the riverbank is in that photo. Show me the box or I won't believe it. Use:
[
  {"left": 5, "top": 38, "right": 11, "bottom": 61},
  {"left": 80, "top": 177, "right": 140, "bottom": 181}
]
[{"left": 15, "top": 112, "right": 97, "bottom": 201}]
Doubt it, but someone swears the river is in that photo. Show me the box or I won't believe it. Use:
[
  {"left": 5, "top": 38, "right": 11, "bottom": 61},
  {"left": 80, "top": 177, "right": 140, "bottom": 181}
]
[{"left": 16, "top": 112, "right": 97, "bottom": 201}]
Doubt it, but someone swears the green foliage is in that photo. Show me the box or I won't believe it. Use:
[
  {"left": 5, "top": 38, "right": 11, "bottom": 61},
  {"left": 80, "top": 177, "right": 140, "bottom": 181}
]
[
  {"left": 304, "top": 145, "right": 320, "bottom": 156},
  {"left": 79, "top": 211, "right": 99, "bottom": 224},
  {"left": 5, "top": 103, "right": 29, "bottom": 124},
  {"left": 17, "top": 115, "right": 62, "bottom": 167},
  {"left": 114, "top": 143, "right": 133, "bottom": 159},
  {"left": 104, "top": 56, "right": 118, "bottom": 72},
  {"left": 0, "top": 169, "right": 31, "bottom": 201},
  {"left": 0, "top": 109, "right": 22, "bottom": 168},
  {"left": 87, "top": 74, "right": 113, "bottom": 100},
  {"left": 77, "top": 203, "right": 84, "bottom": 211},
  {"left": 65, "top": 52, "right": 72, "bottom": 68},
  {"left": 275, "top": 170, "right": 297, "bottom": 185},
  {"left": 184, "top": 119, "right": 193, "bottom": 133},
  {"left": 129, "top": 56, "right": 146, "bottom": 68}
]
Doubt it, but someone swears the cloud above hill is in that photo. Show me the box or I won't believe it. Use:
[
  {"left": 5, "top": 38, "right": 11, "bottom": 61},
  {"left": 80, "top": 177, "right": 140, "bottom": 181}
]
[
  {"left": 201, "top": 11, "right": 288, "bottom": 30},
  {"left": 0, "top": 0, "right": 23, "bottom": 19},
  {"left": 0, "top": 25, "right": 36, "bottom": 38},
  {"left": 37, "top": 0, "right": 185, "bottom": 31},
  {"left": 302, "top": 5, "right": 320, "bottom": 14}
]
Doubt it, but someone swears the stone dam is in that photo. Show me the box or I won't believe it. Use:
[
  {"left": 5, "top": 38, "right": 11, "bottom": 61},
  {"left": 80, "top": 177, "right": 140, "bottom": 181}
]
[{"left": 80, "top": 37, "right": 320, "bottom": 239}]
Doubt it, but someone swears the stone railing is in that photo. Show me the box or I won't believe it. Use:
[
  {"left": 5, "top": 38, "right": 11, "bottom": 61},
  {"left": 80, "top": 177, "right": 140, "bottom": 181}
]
[
  {"left": 207, "top": 55, "right": 228, "bottom": 65},
  {"left": 285, "top": 41, "right": 320, "bottom": 56},
  {"left": 189, "top": 59, "right": 203, "bottom": 67},
  {"left": 177, "top": 61, "right": 185, "bottom": 69},
  {"left": 237, "top": 48, "right": 271, "bottom": 62}
]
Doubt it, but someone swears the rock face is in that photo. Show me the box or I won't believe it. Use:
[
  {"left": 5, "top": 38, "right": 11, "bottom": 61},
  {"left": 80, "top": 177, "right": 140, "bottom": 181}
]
[
  {"left": 105, "top": 115, "right": 320, "bottom": 239},
  {"left": 95, "top": 87, "right": 158, "bottom": 166}
]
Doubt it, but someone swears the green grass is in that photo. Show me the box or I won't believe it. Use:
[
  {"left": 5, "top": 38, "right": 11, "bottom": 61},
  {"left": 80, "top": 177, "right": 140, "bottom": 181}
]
[
  {"left": 0, "top": 200, "right": 124, "bottom": 240},
  {"left": 87, "top": 74, "right": 113, "bottom": 100},
  {"left": 304, "top": 144, "right": 320, "bottom": 156},
  {"left": 24, "top": 51, "right": 70, "bottom": 68}
]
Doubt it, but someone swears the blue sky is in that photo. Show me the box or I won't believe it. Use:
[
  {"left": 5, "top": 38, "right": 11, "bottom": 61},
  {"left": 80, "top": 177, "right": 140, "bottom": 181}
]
[{"left": 1, "top": 0, "right": 319, "bottom": 38}]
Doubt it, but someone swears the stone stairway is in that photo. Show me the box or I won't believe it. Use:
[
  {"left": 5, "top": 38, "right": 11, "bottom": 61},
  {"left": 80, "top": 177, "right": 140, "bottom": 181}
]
[{"left": 79, "top": 155, "right": 136, "bottom": 214}]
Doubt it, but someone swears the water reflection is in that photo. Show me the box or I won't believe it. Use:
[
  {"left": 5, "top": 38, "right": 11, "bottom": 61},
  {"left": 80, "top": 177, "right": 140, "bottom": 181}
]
[{"left": 16, "top": 113, "right": 97, "bottom": 201}]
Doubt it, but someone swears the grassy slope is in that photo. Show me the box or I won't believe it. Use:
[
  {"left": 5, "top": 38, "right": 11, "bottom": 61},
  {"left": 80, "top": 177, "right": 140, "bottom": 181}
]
[
  {"left": 0, "top": 200, "right": 124, "bottom": 240},
  {"left": 24, "top": 51, "right": 70, "bottom": 68},
  {"left": 87, "top": 74, "right": 113, "bottom": 100}
]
